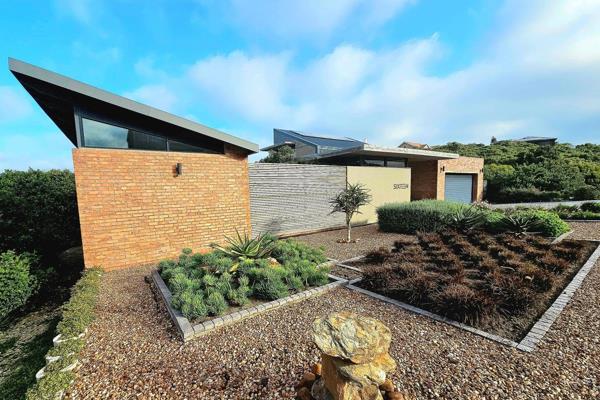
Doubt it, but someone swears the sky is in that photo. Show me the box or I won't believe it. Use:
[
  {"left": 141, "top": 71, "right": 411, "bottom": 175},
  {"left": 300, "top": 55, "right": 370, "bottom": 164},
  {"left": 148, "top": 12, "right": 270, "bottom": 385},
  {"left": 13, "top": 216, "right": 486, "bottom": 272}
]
[{"left": 1, "top": 0, "right": 599, "bottom": 170}]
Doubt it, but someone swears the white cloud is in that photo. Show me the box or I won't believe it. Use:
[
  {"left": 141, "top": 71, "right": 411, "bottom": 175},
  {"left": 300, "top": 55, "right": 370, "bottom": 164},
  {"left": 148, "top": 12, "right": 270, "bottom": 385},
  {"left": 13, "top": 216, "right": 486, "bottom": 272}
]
[
  {"left": 55, "top": 0, "right": 95, "bottom": 25},
  {"left": 0, "top": 87, "right": 32, "bottom": 122},
  {"left": 229, "top": 0, "right": 414, "bottom": 38},
  {"left": 0, "top": 132, "right": 73, "bottom": 171},
  {"left": 129, "top": 0, "right": 600, "bottom": 146}
]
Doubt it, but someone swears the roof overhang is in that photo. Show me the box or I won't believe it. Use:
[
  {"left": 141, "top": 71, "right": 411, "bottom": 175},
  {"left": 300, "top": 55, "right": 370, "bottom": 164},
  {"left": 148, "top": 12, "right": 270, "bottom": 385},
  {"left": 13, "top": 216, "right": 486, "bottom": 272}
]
[
  {"left": 8, "top": 58, "right": 259, "bottom": 154},
  {"left": 317, "top": 144, "right": 459, "bottom": 161},
  {"left": 260, "top": 141, "right": 296, "bottom": 152}
]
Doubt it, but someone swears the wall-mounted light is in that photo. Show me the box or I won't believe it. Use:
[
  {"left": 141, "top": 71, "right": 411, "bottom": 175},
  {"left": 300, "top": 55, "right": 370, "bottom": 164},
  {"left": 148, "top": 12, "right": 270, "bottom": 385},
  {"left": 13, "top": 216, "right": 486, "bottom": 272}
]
[
  {"left": 175, "top": 163, "right": 183, "bottom": 176},
  {"left": 440, "top": 165, "right": 446, "bottom": 172}
]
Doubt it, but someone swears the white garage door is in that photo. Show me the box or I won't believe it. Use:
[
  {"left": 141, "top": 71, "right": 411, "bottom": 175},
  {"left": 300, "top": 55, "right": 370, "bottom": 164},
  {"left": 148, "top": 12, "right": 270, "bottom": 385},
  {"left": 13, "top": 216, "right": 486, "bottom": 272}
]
[{"left": 444, "top": 174, "right": 473, "bottom": 203}]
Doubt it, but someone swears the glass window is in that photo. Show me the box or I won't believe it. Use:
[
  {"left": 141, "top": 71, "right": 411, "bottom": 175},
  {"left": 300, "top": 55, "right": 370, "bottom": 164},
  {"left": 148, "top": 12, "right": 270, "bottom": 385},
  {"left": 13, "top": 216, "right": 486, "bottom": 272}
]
[
  {"left": 168, "top": 139, "right": 216, "bottom": 153},
  {"left": 82, "top": 118, "right": 129, "bottom": 148},
  {"left": 363, "top": 159, "right": 385, "bottom": 167},
  {"left": 386, "top": 160, "right": 406, "bottom": 168},
  {"left": 82, "top": 118, "right": 167, "bottom": 151}
]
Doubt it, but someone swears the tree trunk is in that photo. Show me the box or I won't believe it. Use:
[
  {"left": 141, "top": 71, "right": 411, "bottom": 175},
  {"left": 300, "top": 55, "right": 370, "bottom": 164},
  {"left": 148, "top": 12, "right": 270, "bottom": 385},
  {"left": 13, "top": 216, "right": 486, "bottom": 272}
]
[{"left": 347, "top": 216, "right": 352, "bottom": 242}]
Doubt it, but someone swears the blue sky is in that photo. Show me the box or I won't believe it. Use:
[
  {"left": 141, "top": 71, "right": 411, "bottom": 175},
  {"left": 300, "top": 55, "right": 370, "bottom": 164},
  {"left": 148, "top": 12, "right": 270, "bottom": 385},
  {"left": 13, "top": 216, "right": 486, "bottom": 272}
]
[{"left": 1, "top": 0, "right": 599, "bottom": 170}]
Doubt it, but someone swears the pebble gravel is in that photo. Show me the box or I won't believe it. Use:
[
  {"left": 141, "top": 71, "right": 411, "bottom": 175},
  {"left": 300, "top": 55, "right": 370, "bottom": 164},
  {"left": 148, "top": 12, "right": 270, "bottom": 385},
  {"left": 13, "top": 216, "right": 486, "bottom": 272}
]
[
  {"left": 67, "top": 224, "right": 600, "bottom": 399},
  {"left": 567, "top": 221, "right": 600, "bottom": 241},
  {"left": 295, "top": 224, "right": 413, "bottom": 261}
]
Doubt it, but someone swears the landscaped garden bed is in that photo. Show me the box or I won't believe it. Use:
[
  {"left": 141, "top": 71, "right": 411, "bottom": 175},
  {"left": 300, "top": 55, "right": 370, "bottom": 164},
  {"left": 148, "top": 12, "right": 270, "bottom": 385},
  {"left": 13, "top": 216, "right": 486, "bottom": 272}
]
[
  {"left": 155, "top": 233, "right": 342, "bottom": 339},
  {"left": 352, "top": 230, "right": 596, "bottom": 341}
]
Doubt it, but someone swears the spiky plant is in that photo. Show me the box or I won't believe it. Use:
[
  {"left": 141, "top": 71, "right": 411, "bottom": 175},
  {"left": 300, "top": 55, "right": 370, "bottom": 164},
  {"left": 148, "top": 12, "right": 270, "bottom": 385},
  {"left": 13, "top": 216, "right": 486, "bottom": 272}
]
[
  {"left": 444, "top": 205, "right": 487, "bottom": 232},
  {"left": 210, "top": 230, "right": 276, "bottom": 272},
  {"left": 329, "top": 183, "right": 371, "bottom": 242}
]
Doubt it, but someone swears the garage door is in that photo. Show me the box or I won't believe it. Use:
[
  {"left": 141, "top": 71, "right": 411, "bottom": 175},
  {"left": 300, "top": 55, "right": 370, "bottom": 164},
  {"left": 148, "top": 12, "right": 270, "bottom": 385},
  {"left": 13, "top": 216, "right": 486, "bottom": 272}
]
[{"left": 444, "top": 174, "right": 473, "bottom": 203}]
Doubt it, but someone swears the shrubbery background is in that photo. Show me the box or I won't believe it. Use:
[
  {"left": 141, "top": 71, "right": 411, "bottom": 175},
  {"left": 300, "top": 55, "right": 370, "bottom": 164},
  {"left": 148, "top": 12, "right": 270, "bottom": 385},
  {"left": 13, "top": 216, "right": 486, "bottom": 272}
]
[{"left": 433, "top": 141, "right": 600, "bottom": 202}]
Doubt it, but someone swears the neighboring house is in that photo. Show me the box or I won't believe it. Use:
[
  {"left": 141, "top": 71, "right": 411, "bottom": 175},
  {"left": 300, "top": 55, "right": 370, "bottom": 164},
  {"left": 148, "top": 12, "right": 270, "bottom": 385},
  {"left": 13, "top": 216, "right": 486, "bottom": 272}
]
[
  {"left": 261, "top": 128, "right": 484, "bottom": 204},
  {"left": 398, "top": 141, "right": 431, "bottom": 150},
  {"left": 10, "top": 58, "right": 258, "bottom": 270},
  {"left": 493, "top": 136, "right": 557, "bottom": 146},
  {"left": 262, "top": 129, "right": 364, "bottom": 160}
]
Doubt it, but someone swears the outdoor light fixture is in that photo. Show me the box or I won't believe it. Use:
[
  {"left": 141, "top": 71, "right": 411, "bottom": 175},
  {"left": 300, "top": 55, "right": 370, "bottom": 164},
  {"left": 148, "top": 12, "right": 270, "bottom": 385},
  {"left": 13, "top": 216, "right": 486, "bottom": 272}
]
[
  {"left": 175, "top": 163, "right": 183, "bottom": 176},
  {"left": 440, "top": 166, "right": 446, "bottom": 172}
]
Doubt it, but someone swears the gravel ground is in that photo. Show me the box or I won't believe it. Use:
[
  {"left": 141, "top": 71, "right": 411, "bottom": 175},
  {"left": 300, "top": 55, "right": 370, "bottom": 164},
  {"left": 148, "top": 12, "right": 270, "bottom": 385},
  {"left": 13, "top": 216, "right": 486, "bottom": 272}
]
[
  {"left": 294, "top": 224, "right": 414, "bottom": 261},
  {"left": 68, "top": 260, "right": 600, "bottom": 399},
  {"left": 568, "top": 221, "right": 600, "bottom": 241},
  {"left": 67, "top": 224, "right": 600, "bottom": 399}
]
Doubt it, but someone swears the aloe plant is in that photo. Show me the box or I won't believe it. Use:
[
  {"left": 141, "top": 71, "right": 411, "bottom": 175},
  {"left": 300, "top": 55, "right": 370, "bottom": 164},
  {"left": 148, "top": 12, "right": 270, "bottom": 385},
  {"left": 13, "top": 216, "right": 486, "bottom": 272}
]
[{"left": 210, "top": 230, "right": 276, "bottom": 270}]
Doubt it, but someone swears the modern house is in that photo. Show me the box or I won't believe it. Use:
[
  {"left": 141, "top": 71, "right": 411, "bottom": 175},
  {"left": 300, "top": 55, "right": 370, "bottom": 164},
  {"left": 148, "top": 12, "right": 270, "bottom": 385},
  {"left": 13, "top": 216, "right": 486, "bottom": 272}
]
[
  {"left": 9, "top": 58, "right": 258, "bottom": 270},
  {"left": 262, "top": 128, "right": 484, "bottom": 204}
]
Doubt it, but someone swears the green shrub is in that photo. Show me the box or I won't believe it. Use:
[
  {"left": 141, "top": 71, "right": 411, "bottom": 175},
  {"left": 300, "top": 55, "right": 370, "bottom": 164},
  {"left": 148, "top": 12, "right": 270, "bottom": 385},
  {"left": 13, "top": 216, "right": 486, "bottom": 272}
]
[
  {"left": 444, "top": 205, "right": 488, "bottom": 232},
  {"left": 0, "top": 251, "right": 37, "bottom": 319},
  {"left": 272, "top": 239, "right": 327, "bottom": 265},
  {"left": 205, "top": 292, "right": 227, "bottom": 315},
  {"left": 496, "top": 209, "right": 569, "bottom": 237},
  {"left": 493, "top": 188, "right": 562, "bottom": 203},
  {"left": 26, "top": 268, "right": 102, "bottom": 400},
  {"left": 210, "top": 230, "right": 276, "bottom": 261},
  {"left": 377, "top": 200, "right": 465, "bottom": 233},
  {"left": 581, "top": 202, "right": 600, "bottom": 212},
  {"left": 180, "top": 292, "right": 208, "bottom": 319},
  {"left": 0, "top": 170, "right": 81, "bottom": 265},
  {"left": 558, "top": 210, "right": 600, "bottom": 220},
  {"left": 572, "top": 185, "right": 600, "bottom": 200}
]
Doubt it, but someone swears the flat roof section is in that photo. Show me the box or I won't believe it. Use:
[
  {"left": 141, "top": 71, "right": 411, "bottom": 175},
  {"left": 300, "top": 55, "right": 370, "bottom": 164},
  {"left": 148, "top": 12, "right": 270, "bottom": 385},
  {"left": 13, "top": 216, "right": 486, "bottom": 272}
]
[
  {"left": 317, "top": 144, "right": 459, "bottom": 161},
  {"left": 8, "top": 58, "right": 259, "bottom": 154}
]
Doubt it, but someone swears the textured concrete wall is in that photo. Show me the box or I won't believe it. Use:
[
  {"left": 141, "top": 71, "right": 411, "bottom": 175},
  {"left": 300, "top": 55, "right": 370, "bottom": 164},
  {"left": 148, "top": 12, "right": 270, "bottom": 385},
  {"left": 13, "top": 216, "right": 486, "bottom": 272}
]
[
  {"left": 347, "top": 166, "right": 411, "bottom": 224},
  {"left": 249, "top": 163, "right": 346, "bottom": 235},
  {"left": 73, "top": 145, "right": 251, "bottom": 270}
]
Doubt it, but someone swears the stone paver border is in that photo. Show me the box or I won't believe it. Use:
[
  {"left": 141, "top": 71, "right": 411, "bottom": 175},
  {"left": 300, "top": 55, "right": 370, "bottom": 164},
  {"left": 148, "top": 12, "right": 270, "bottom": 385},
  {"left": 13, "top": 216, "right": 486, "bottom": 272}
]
[
  {"left": 551, "top": 230, "right": 573, "bottom": 244},
  {"left": 517, "top": 242, "right": 600, "bottom": 351},
  {"left": 344, "top": 242, "right": 600, "bottom": 352},
  {"left": 152, "top": 266, "right": 348, "bottom": 342}
]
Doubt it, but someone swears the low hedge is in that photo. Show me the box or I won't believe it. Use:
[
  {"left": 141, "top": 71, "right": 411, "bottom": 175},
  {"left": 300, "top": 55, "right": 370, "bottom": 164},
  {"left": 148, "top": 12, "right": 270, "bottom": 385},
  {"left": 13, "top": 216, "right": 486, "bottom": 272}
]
[
  {"left": 552, "top": 202, "right": 600, "bottom": 220},
  {"left": 377, "top": 200, "right": 569, "bottom": 237},
  {"left": 26, "top": 268, "right": 102, "bottom": 400},
  {"left": 377, "top": 200, "right": 465, "bottom": 233}
]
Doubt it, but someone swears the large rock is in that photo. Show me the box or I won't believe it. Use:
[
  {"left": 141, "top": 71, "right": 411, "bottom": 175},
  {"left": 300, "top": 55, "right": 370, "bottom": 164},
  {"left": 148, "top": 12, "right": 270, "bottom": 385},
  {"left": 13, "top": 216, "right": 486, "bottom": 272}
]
[
  {"left": 311, "top": 312, "right": 397, "bottom": 400},
  {"left": 312, "top": 312, "right": 392, "bottom": 364}
]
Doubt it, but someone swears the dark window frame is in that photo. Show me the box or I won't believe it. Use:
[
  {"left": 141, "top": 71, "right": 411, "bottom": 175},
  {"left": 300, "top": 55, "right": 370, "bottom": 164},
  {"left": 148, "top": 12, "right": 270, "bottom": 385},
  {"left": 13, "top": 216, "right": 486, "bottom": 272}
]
[{"left": 75, "top": 109, "right": 223, "bottom": 154}]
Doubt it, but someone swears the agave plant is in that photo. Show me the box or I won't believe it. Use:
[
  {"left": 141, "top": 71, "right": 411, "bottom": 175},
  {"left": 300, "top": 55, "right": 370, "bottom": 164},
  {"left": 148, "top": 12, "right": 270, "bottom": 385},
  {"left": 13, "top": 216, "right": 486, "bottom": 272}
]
[
  {"left": 210, "top": 230, "right": 276, "bottom": 271},
  {"left": 444, "top": 205, "right": 486, "bottom": 232},
  {"left": 497, "top": 213, "right": 543, "bottom": 235}
]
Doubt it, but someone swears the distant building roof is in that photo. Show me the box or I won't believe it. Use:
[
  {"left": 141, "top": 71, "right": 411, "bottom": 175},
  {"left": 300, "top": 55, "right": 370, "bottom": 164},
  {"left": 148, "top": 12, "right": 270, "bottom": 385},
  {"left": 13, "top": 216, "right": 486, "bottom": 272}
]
[
  {"left": 261, "top": 141, "right": 295, "bottom": 152},
  {"left": 513, "top": 136, "right": 557, "bottom": 143},
  {"left": 398, "top": 141, "right": 431, "bottom": 150},
  {"left": 273, "top": 129, "right": 364, "bottom": 149}
]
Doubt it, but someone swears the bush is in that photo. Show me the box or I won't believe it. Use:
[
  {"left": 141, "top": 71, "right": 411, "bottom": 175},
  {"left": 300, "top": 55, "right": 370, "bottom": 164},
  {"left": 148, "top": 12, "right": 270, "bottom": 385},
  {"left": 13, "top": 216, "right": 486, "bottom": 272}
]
[
  {"left": 432, "top": 283, "right": 487, "bottom": 324},
  {"left": 581, "top": 202, "right": 600, "bottom": 212},
  {"left": 493, "top": 209, "right": 569, "bottom": 237},
  {"left": 572, "top": 185, "right": 600, "bottom": 200},
  {"left": 0, "top": 170, "right": 80, "bottom": 264},
  {"left": 377, "top": 200, "right": 464, "bottom": 233},
  {"left": 0, "top": 251, "right": 37, "bottom": 319},
  {"left": 493, "top": 188, "right": 562, "bottom": 203},
  {"left": 26, "top": 268, "right": 102, "bottom": 400},
  {"left": 205, "top": 292, "right": 227, "bottom": 315},
  {"left": 180, "top": 293, "right": 208, "bottom": 319}
]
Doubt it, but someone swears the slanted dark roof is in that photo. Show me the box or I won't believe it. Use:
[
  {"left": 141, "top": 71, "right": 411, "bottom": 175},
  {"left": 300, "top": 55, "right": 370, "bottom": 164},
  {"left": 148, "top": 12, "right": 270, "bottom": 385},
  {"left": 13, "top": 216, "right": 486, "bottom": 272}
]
[
  {"left": 8, "top": 58, "right": 258, "bottom": 153},
  {"left": 514, "top": 136, "right": 557, "bottom": 142},
  {"left": 274, "top": 129, "right": 363, "bottom": 149}
]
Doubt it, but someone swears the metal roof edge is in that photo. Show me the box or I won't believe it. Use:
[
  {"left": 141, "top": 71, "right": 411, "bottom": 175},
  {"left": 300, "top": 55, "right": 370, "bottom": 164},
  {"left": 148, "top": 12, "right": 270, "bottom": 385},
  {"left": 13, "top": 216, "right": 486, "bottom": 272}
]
[{"left": 8, "top": 57, "right": 259, "bottom": 153}]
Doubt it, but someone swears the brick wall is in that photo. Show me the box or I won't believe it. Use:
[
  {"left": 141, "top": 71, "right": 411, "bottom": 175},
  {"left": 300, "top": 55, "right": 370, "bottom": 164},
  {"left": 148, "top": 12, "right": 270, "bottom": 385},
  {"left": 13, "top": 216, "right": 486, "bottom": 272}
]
[
  {"left": 73, "top": 145, "right": 251, "bottom": 270},
  {"left": 408, "top": 156, "right": 484, "bottom": 201},
  {"left": 438, "top": 156, "right": 484, "bottom": 201}
]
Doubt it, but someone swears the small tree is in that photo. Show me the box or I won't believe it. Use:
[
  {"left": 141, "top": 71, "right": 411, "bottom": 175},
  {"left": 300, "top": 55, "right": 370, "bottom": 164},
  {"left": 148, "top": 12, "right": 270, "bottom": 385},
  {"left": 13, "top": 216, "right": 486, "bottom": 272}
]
[
  {"left": 330, "top": 184, "right": 372, "bottom": 242},
  {"left": 259, "top": 145, "right": 296, "bottom": 163}
]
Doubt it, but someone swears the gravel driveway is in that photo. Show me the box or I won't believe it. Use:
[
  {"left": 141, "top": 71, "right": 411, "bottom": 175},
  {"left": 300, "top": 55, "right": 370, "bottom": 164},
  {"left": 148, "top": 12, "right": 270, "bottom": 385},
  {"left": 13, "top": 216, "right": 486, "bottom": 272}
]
[{"left": 66, "top": 223, "right": 600, "bottom": 399}]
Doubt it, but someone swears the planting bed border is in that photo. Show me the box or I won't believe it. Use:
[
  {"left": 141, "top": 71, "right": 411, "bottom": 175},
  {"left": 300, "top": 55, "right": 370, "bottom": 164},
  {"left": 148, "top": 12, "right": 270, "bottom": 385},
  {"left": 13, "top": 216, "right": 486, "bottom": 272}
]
[
  {"left": 152, "top": 262, "right": 348, "bottom": 342},
  {"left": 340, "top": 243, "right": 600, "bottom": 352}
]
